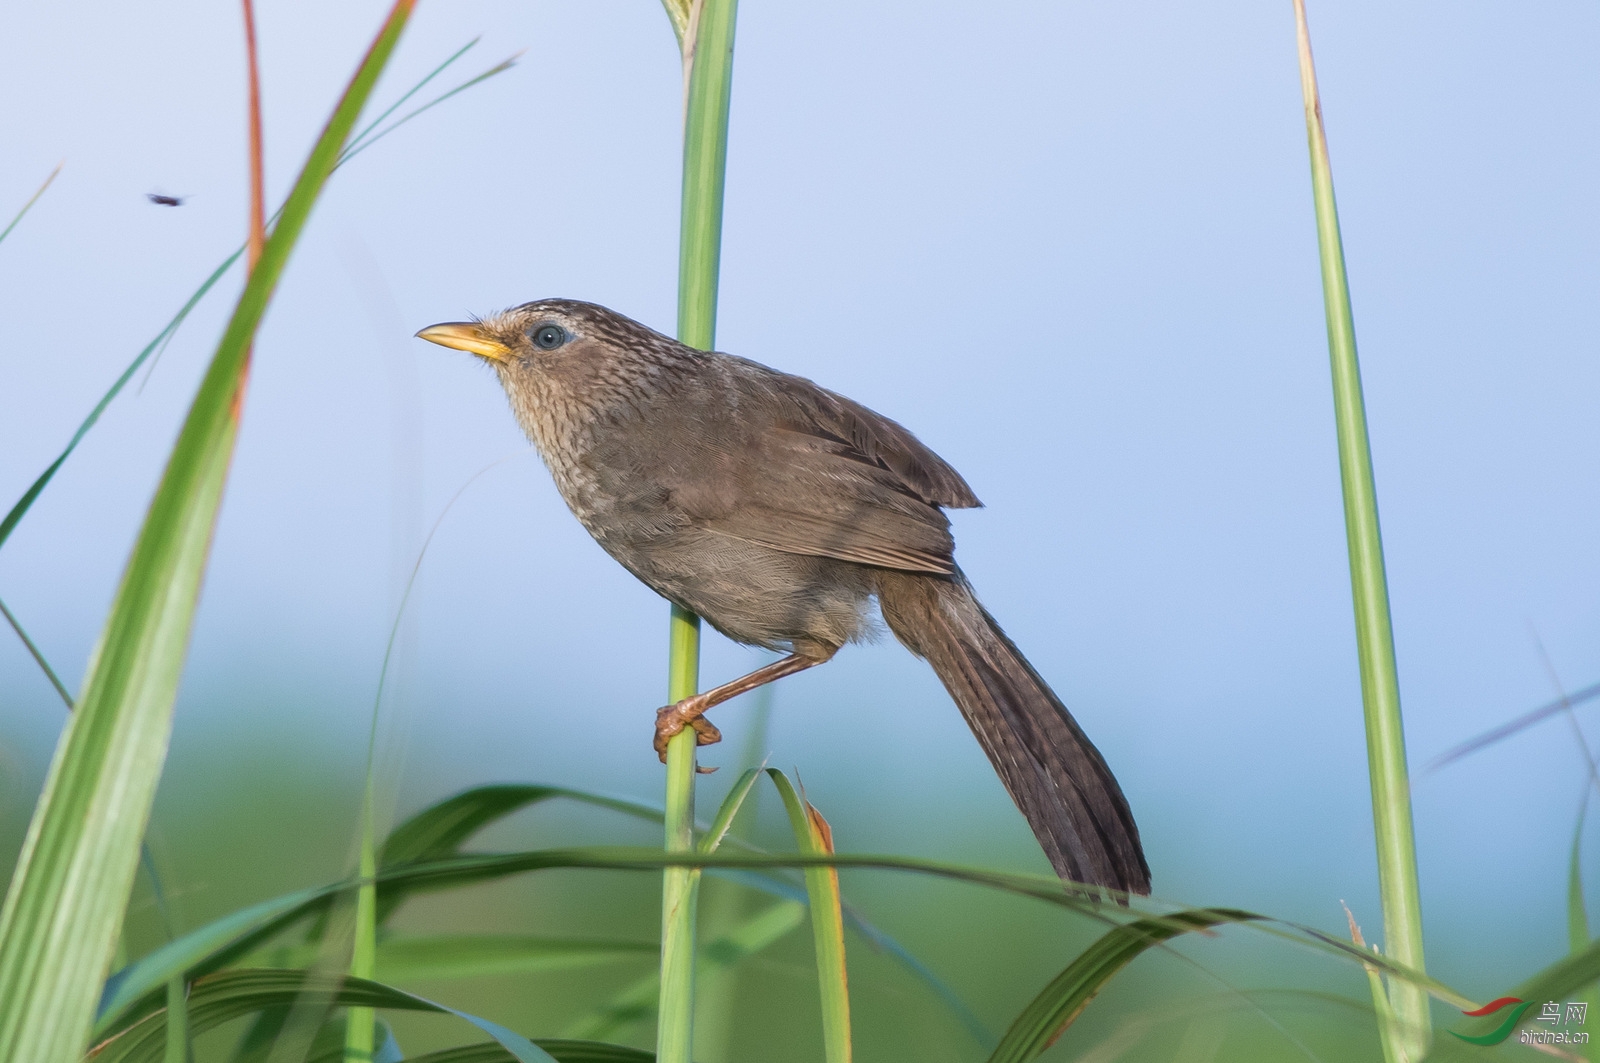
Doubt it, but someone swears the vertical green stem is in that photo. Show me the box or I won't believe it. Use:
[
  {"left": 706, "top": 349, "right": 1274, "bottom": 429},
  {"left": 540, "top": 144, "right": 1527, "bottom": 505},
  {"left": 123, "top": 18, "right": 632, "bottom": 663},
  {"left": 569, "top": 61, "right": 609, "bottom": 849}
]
[
  {"left": 162, "top": 977, "right": 187, "bottom": 1063},
  {"left": 676, "top": 0, "right": 739, "bottom": 348},
  {"left": 343, "top": 782, "right": 378, "bottom": 1062},
  {"left": 1291, "top": 3, "right": 1429, "bottom": 1059},
  {"left": 657, "top": 1, "right": 739, "bottom": 1061},
  {"left": 658, "top": 605, "right": 702, "bottom": 1063}
]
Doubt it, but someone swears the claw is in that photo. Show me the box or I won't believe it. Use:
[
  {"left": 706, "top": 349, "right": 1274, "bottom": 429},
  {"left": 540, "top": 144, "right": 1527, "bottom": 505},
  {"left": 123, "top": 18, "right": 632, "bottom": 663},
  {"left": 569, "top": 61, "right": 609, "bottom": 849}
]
[{"left": 654, "top": 697, "right": 723, "bottom": 762}]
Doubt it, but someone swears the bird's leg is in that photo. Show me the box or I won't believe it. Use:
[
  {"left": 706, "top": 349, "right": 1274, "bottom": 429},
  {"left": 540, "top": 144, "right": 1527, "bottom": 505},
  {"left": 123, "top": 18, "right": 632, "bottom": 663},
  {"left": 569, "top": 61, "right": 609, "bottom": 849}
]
[{"left": 654, "top": 649, "right": 835, "bottom": 764}]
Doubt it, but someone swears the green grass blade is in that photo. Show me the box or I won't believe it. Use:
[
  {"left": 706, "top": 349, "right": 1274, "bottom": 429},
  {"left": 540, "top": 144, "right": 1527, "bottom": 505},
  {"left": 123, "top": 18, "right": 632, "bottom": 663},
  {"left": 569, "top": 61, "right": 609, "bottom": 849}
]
[
  {"left": 0, "top": 594, "right": 73, "bottom": 705},
  {"left": 96, "top": 884, "right": 337, "bottom": 1036},
  {"left": 1571, "top": 794, "right": 1591, "bottom": 954},
  {"left": 830, "top": 896, "right": 994, "bottom": 1050},
  {"left": 382, "top": 785, "right": 665, "bottom": 868},
  {"left": 985, "top": 909, "right": 1246, "bottom": 1063},
  {"left": 105, "top": 853, "right": 978, "bottom": 1044},
  {"left": 249, "top": 935, "right": 656, "bottom": 982},
  {"left": 370, "top": 847, "right": 1474, "bottom": 994},
  {"left": 1291, "top": 4, "right": 1429, "bottom": 1059},
  {"left": 0, "top": 163, "right": 61, "bottom": 248},
  {"left": 345, "top": 798, "right": 379, "bottom": 1063},
  {"left": 378, "top": 783, "right": 670, "bottom": 926},
  {"left": 0, "top": 7, "right": 416, "bottom": 1061},
  {"left": 675, "top": 0, "right": 738, "bottom": 351},
  {"left": 98, "top": 843, "right": 1477, "bottom": 1048},
  {"left": 89, "top": 969, "right": 556, "bottom": 1063},
  {"left": 370, "top": 846, "right": 1465, "bottom": 1007},
  {"left": 0, "top": 38, "right": 501, "bottom": 571},
  {"left": 656, "top": 0, "right": 690, "bottom": 49},
  {"left": 698, "top": 767, "right": 762, "bottom": 854},
  {"left": 337, "top": 50, "right": 521, "bottom": 166},
  {"left": 374, "top": 936, "right": 653, "bottom": 983},
  {"left": 658, "top": 0, "right": 741, "bottom": 1056},
  {"left": 1427, "top": 680, "right": 1600, "bottom": 772},
  {"left": 767, "top": 771, "right": 852, "bottom": 1063},
  {"left": 402, "top": 1041, "right": 652, "bottom": 1063},
  {"left": 345, "top": 38, "right": 479, "bottom": 153},
  {"left": 1341, "top": 904, "right": 1401, "bottom": 1063},
  {"left": 1570, "top": 792, "right": 1598, "bottom": 1062},
  {"left": 0, "top": 248, "right": 243, "bottom": 559},
  {"left": 161, "top": 977, "right": 187, "bottom": 1063}
]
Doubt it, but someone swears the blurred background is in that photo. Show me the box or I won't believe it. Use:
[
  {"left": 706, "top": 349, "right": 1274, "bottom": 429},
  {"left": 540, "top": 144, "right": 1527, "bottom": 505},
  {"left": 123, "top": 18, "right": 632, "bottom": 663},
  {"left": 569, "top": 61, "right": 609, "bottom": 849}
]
[{"left": 1, "top": 0, "right": 1597, "bottom": 1057}]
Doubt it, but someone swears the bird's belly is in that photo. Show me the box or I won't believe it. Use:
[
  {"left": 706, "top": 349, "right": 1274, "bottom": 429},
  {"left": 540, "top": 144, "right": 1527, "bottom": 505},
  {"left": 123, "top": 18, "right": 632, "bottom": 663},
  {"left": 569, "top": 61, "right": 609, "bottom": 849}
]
[
  {"left": 545, "top": 456, "right": 874, "bottom": 652},
  {"left": 594, "top": 523, "right": 875, "bottom": 654}
]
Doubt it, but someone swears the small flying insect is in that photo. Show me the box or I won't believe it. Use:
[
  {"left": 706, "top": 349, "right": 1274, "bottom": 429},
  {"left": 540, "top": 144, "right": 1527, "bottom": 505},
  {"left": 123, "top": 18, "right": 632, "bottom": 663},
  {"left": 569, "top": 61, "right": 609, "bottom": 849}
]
[{"left": 146, "top": 193, "right": 186, "bottom": 207}]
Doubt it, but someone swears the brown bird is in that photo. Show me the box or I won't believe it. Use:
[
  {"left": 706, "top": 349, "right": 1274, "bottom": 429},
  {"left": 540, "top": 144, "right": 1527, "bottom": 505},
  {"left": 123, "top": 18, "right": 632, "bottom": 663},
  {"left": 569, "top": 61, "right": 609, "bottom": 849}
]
[{"left": 418, "top": 300, "right": 1150, "bottom": 895}]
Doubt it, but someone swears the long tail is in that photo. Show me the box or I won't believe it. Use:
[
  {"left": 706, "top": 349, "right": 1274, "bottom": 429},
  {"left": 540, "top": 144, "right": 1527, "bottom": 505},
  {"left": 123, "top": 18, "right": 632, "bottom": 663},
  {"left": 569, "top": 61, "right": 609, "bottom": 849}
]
[{"left": 876, "top": 568, "right": 1150, "bottom": 896}]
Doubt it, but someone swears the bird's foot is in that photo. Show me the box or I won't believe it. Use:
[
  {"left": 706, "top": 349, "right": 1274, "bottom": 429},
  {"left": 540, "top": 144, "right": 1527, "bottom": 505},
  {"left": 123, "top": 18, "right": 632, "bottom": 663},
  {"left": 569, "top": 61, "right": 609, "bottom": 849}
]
[{"left": 655, "top": 697, "right": 722, "bottom": 771}]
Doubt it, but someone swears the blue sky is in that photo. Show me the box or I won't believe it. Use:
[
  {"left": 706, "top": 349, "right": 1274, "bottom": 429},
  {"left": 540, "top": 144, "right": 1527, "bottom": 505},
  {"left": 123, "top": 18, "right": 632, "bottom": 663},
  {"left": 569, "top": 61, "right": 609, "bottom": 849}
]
[{"left": 1, "top": 0, "right": 1597, "bottom": 993}]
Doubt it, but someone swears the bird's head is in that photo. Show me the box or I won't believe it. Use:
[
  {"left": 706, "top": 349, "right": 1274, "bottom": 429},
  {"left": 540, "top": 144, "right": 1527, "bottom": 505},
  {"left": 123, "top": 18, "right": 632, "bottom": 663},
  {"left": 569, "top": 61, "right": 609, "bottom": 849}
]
[
  {"left": 416, "top": 298, "right": 694, "bottom": 443},
  {"left": 415, "top": 298, "right": 625, "bottom": 369}
]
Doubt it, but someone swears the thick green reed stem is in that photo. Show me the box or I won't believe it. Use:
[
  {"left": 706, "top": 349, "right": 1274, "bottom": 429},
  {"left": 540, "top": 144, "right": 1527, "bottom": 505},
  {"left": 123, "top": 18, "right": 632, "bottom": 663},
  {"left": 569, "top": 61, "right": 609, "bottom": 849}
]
[
  {"left": 1292, "top": 3, "right": 1430, "bottom": 1060},
  {"left": 656, "top": 1, "right": 739, "bottom": 1062}
]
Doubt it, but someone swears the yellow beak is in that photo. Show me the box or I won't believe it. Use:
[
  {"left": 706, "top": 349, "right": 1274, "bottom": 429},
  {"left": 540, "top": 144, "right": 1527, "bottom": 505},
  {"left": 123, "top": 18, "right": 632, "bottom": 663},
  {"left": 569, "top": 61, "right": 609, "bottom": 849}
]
[{"left": 415, "top": 321, "right": 512, "bottom": 363}]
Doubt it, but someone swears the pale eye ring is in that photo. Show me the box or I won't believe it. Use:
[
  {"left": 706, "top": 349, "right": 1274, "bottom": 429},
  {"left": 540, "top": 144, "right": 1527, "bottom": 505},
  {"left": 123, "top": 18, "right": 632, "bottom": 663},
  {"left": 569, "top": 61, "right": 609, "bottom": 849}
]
[{"left": 531, "top": 324, "right": 567, "bottom": 350}]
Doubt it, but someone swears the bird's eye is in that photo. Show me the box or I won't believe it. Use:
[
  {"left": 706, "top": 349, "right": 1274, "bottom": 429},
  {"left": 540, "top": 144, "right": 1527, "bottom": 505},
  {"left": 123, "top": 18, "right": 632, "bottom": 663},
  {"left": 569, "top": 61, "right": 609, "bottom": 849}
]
[{"left": 531, "top": 324, "right": 567, "bottom": 350}]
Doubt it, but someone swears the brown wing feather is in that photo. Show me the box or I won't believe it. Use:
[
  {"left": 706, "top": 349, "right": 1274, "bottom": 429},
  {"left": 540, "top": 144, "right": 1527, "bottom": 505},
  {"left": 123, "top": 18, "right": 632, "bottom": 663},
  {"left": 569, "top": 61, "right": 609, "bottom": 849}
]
[
  {"left": 750, "top": 360, "right": 982, "bottom": 510},
  {"left": 687, "top": 357, "right": 978, "bottom": 575}
]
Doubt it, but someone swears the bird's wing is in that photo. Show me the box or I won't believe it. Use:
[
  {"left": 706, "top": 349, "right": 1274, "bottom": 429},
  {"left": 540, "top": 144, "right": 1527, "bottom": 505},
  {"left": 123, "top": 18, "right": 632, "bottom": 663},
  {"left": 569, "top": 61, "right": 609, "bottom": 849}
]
[
  {"left": 686, "top": 358, "right": 980, "bottom": 575},
  {"left": 749, "top": 358, "right": 982, "bottom": 510}
]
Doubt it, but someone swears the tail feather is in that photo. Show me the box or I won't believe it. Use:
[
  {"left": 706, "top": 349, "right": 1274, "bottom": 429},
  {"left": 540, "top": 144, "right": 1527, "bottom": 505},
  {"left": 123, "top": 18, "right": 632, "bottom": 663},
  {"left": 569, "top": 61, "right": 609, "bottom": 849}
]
[{"left": 877, "top": 569, "right": 1150, "bottom": 896}]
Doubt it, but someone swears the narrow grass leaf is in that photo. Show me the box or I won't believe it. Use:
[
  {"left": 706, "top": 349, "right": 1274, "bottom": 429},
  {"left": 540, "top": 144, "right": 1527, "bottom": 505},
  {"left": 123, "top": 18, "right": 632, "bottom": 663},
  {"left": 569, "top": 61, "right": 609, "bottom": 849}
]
[
  {"left": 767, "top": 771, "right": 851, "bottom": 1063},
  {"left": 346, "top": 797, "right": 380, "bottom": 1063},
  {"left": 382, "top": 785, "right": 663, "bottom": 868},
  {"left": 1427, "top": 680, "right": 1600, "bottom": 772},
  {"left": 104, "top": 844, "right": 1479, "bottom": 1047},
  {"left": 0, "top": 595, "right": 74, "bottom": 705},
  {"left": 241, "top": 0, "right": 266, "bottom": 268},
  {"left": 338, "top": 50, "right": 520, "bottom": 166},
  {"left": 346, "top": 38, "right": 479, "bottom": 153},
  {"left": 379, "top": 783, "right": 668, "bottom": 925},
  {"left": 831, "top": 892, "right": 993, "bottom": 1050},
  {"left": 250, "top": 935, "right": 656, "bottom": 983},
  {"left": 225, "top": 1007, "right": 347, "bottom": 1063},
  {"left": 0, "top": 163, "right": 62, "bottom": 247},
  {"left": 1291, "top": 3, "right": 1429, "bottom": 1058},
  {"left": 1570, "top": 794, "right": 1599, "bottom": 1063},
  {"left": 1571, "top": 796, "right": 1591, "bottom": 955},
  {"left": 0, "top": 37, "right": 497, "bottom": 572},
  {"left": 0, "top": 8, "right": 415, "bottom": 1061},
  {"left": 675, "top": 0, "right": 738, "bottom": 348},
  {"left": 698, "top": 767, "right": 762, "bottom": 854},
  {"left": 88, "top": 969, "right": 555, "bottom": 1063},
  {"left": 656, "top": 0, "right": 690, "bottom": 48},
  {"left": 987, "top": 908, "right": 1253, "bottom": 1063},
  {"left": 400, "top": 1041, "right": 652, "bottom": 1063},
  {"left": 161, "top": 978, "right": 187, "bottom": 1063},
  {"left": 0, "top": 249, "right": 241, "bottom": 558},
  {"left": 96, "top": 884, "right": 337, "bottom": 1036},
  {"left": 1343, "top": 903, "right": 1401, "bottom": 1063}
]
